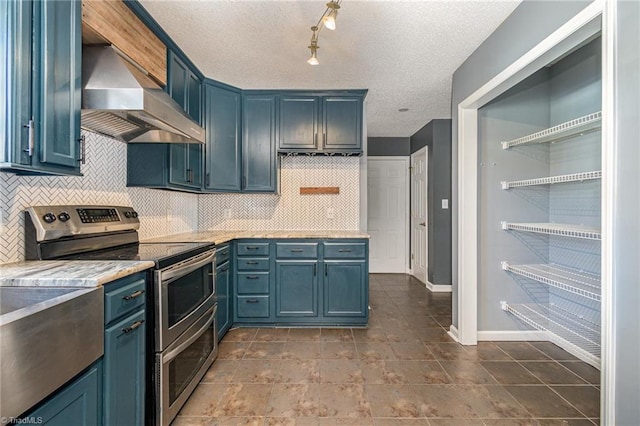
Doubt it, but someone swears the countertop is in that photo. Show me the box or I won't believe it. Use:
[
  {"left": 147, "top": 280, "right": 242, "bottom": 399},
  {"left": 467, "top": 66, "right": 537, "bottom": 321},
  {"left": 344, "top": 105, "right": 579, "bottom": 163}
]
[
  {"left": 142, "top": 230, "right": 370, "bottom": 245},
  {"left": 0, "top": 260, "right": 154, "bottom": 287}
]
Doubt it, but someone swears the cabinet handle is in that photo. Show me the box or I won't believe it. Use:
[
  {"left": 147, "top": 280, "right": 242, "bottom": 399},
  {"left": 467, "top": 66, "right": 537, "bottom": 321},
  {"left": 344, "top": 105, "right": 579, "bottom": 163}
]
[
  {"left": 246, "top": 261, "right": 259, "bottom": 265},
  {"left": 338, "top": 249, "right": 352, "bottom": 253},
  {"left": 242, "top": 176, "right": 247, "bottom": 188},
  {"left": 122, "top": 290, "right": 145, "bottom": 301},
  {"left": 290, "top": 249, "right": 304, "bottom": 253},
  {"left": 78, "top": 135, "right": 86, "bottom": 164},
  {"left": 246, "top": 275, "right": 259, "bottom": 279},
  {"left": 246, "top": 299, "right": 259, "bottom": 304},
  {"left": 220, "top": 250, "right": 229, "bottom": 256},
  {"left": 190, "top": 169, "right": 194, "bottom": 183},
  {"left": 219, "top": 266, "right": 229, "bottom": 272},
  {"left": 246, "top": 246, "right": 260, "bottom": 250},
  {"left": 121, "top": 320, "right": 145, "bottom": 334},
  {"left": 206, "top": 172, "right": 210, "bottom": 186},
  {"left": 186, "top": 168, "right": 192, "bottom": 183},
  {"left": 23, "top": 119, "right": 34, "bottom": 157},
  {"left": 325, "top": 263, "right": 328, "bottom": 276},
  {"left": 314, "top": 133, "right": 318, "bottom": 147},
  {"left": 323, "top": 133, "right": 327, "bottom": 146},
  {"left": 313, "top": 264, "right": 317, "bottom": 276}
]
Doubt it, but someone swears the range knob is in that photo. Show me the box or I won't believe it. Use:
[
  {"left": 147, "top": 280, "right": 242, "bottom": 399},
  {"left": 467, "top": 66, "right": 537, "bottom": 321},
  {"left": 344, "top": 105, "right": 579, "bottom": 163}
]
[
  {"left": 58, "top": 212, "right": 71, "bottom": 222},
  {"left": 124, "top": 211, "right": 132, "bottom": 218},
  {"left": 131, "top": 211, "right": 138, "bottom": 218},
  {"left": 42, "top": 212, "right": 56, "bottom": 224}
]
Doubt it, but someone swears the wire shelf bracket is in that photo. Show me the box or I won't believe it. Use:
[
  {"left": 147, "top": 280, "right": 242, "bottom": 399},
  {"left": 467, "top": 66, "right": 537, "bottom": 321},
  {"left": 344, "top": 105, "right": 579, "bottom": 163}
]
[
  {"left": 501, "top": 301, "right": 600, "bottom": 369},
  {"left": 501, "top": 170, "right": 602, "bottom": 189},
  {"left": 501, "top": 262, "right": 601, "bottom": 301},
  {"left": 501, "top": 222, "right": 601, "bottom": 240},
  {"left": 501, "top": 111, "right": 602, "bottom": 149}
]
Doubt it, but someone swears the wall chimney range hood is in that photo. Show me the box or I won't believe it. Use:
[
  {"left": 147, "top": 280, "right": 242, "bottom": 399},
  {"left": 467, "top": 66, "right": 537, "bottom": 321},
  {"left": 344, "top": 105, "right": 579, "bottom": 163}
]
[{"left": 81, "top": 46, "right": 205, "bottom": 144}]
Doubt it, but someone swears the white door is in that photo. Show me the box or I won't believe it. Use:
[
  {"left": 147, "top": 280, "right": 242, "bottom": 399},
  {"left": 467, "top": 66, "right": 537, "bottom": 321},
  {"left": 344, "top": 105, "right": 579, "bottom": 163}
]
[
  {"left": 411, "top": 148, "right": 428, "bottom": 283},
  {"left": 367, "top": 157, "right": 409, "bottom": 273}
]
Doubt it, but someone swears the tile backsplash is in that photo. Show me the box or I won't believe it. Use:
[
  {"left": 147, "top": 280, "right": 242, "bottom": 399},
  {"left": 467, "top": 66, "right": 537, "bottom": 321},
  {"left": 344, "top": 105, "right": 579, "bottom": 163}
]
[
  {"left": 198, "top": 156, "right": 360, "bottom": 231},
  {"left": 0, "top": 131, "right": 199, "bottom": 264},
  {"left": 1, "top": 133, "right": 361, "bottom": 264}
]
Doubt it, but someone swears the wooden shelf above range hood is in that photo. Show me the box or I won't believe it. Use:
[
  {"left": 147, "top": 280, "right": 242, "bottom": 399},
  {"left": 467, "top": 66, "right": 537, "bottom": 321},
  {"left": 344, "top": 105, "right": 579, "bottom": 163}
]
[{"left": 82, "top": 0, "right": 167, "bottom": 86}]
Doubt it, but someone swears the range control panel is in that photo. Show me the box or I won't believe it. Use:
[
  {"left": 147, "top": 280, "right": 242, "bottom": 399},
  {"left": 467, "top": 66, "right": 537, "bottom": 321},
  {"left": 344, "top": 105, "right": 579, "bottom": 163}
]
[{"left": 26, "top": 205, "right": 140, "bottom": 242}]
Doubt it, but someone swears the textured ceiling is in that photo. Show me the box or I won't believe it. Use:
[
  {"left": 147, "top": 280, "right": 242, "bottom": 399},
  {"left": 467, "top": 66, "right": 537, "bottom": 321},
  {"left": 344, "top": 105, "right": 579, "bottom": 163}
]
[{"left": 139, "top": 0, "right": 520, "bottom": 137}]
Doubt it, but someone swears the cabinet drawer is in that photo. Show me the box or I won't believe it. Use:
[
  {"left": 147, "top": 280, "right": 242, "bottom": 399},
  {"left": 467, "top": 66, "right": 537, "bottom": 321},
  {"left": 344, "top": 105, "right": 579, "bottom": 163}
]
[
  {"left": 237, "top": 272, "right": 270, "bottom": 294},
  {"left": 237, "top": 242, "right": 270, "bottom": 256},
  {"left": 236, "top": 258, "right": 270, "bottom": 271},
  {"left": 276, "top": 243, "right": 318, "bottom": 259},
  {"left": 237, "top": 296, "right": 270, "bottom": 318},
  {"left": 104, "top": 277, "right": 146, "bottom": 324},
  {"left": 216, "top": 245, "right": 231, "bottom": 266},
  {"left": 323, "top": 242, "right": 366, "bottom": 259}
]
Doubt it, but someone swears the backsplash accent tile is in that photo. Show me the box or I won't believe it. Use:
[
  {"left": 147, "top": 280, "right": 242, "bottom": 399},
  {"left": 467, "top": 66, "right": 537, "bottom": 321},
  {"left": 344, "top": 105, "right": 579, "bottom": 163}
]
[
  {"left": 0, "top": 131, "right": 198, "bottom": 264},
  {"left": 198, "top": 156, "right": 360, "bottom": 231}
]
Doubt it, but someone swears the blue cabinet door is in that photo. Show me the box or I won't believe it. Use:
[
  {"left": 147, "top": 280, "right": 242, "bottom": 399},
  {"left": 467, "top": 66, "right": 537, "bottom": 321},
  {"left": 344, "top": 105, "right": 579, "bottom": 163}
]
[
  {"left": 216, "top": 260, "right": 232, "bottom": 340},
  {"left": 242, "top": 95, "right": 278, "bottom": 192},
  {"left": 323, "top": 261, "right": 367, "bottom": 317},
  {"left": 26, "top": 362, "right": 101, "bottom": 426},
  {"left": 275, "top": 261, "right": 319, "bottom": 317},
  {"left": 168, "top": 51, "right": 188, "bottom": 110},
  {"left": 322, "top": 96, "right": 362, "bottom": 152},
  {"left": 204, "top": 83, "right": 241, "bottom": 191},
  {"left": 33, "top": 0, "right": 81, "bottom": 170},
  {"left": 104, "top": 309, "right": 146, "bottom": 426},
  {"left": 187, "top": 72, "right": 202, "bottom": 124},
  {"left": 279, "top": 95, "right": 319, "bottom": 150},
  {"left": 1, "top": 0, "right": 33, "bottom": 168}
]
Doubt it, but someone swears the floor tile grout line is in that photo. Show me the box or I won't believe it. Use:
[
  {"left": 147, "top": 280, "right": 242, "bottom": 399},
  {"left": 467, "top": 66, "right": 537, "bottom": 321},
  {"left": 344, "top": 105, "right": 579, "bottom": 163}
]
[{"left": 547, "top": 383, "right": 597, "bottom": 420}]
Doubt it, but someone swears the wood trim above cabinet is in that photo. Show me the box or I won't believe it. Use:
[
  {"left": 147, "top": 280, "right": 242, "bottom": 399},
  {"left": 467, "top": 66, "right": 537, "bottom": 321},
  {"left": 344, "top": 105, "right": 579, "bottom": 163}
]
[{"left": 82, "top": 0, "right": 167, "bottom": 85}]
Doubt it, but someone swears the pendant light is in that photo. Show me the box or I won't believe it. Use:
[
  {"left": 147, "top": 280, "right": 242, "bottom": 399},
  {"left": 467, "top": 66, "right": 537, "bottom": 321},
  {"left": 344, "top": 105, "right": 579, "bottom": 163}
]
[{"left": 322, "top": 1, "right": 340, "bottom": 30}]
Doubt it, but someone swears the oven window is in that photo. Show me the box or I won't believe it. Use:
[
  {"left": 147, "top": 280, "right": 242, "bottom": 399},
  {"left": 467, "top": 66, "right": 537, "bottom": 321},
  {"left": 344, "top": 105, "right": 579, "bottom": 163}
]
[
  {"left": 168, "top": 319, "right": 215, "bottom": 405},
  {"left": 167, "top": 264, "right": 213, "bottom": 328}
]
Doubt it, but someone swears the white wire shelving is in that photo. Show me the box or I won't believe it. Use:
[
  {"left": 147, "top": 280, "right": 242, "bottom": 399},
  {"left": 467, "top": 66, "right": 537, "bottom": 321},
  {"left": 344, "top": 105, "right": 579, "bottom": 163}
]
[
  {"left": 501, "top": 302, "right": 601, "bottom": 368},
  {"left": 501, "top": 170, "right": 602, "bottom": 190},
  {"left": 501, "top": 222, "right": 601, "bottom": 240},
  {"left": 501, "top": 262, "right": 601, "bottom": 301},
  {"left": 501, "top": 111, "right": 602, "bottom": 149}
]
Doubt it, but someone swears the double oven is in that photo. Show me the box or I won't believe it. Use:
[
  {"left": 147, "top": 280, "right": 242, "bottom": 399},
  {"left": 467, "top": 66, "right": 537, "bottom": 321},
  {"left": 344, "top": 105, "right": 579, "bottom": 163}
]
[{"left": 24, "top": 205, "right": 218, "bottom": 426}]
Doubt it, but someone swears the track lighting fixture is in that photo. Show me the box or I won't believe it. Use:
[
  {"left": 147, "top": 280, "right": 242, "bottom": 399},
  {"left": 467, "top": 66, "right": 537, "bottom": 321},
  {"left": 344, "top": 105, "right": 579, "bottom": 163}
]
[{"left": 306, "top": 0, "right": 342, "bottom": 65}]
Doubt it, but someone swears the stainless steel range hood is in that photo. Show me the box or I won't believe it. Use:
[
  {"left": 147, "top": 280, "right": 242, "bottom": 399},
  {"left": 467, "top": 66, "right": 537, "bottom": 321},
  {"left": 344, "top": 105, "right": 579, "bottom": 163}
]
[{"left": 81, "top": 46, "right": 204, "bottom": 144}]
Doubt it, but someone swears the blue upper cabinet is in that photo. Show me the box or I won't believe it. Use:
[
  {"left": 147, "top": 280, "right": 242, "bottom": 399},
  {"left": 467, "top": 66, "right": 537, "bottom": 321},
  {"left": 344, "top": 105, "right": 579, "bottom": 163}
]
[
  {"left": 1, "top": 0, "right": 82, "bottom": 176},
  {"left": 279, "top": 95, "right": 320, "bottom": 150},
  {"left": 242, "top": 94, "right": 278, "bottom": 193},
  {"left": 167, "top": 50, "right": 201, "bottom": 124},
  {"left": 203, "top": 82, "right": 242, "bottom": 192},
  {"left": 322, "top": 96, "right": 363, "bottom": 152},
  {"left": 278, "top": 91, "right": 365, "bottom": 155}
]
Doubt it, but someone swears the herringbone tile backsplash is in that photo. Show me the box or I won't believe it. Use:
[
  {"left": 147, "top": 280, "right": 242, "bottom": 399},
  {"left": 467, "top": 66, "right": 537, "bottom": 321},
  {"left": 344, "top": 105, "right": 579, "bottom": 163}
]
[
  {"left": 1, "top": 133, "right": 361, "bottom": 264},
  {"left": 0, "top": 131, "right": 199, "bottom": 264}
]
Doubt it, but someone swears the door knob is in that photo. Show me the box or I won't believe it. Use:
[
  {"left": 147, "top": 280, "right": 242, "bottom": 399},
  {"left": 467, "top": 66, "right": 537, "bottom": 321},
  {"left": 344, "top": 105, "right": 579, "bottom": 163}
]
[{"left": 419, "top": 222, "right": 426, "bottom": 226}]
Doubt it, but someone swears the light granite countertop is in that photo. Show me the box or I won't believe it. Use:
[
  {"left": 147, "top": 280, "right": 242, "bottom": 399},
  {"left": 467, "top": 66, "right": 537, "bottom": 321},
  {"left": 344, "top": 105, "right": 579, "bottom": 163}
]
[
  {"left": 142, "top": 230, "right": 370, "bottom": 245},
  {"left": 0, "top": 260, "right": 154, "bottom": 287}
]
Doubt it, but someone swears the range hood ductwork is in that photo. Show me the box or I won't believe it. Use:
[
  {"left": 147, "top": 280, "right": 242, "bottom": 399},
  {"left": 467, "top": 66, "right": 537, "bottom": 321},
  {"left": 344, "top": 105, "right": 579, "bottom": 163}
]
[{"left": 81, "top": 46, "right": 205, "bottom": 144}]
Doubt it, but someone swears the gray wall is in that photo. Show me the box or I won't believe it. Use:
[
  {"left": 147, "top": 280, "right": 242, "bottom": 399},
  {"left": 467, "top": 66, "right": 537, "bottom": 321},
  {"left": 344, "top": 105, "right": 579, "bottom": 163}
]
[
  {"left": 612, "top": 1, "right": 640, "bottom": 423},
  {"left": 410, "top": 119, "right": 452, "bottom": 284},
  {"left": 450, "top": 0, "right": 593, "bottom": 328},
  {"left": 367, "top": 137, "right": 411, "bottom": 156}
]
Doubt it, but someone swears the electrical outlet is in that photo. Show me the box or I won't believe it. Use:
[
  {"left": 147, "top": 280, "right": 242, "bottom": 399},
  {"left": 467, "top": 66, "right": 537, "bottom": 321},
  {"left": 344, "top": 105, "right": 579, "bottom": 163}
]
[
  {"left": 223, "top": 209, "right": 232, "bottom": 219},
  {"left": 441, "top": 199, "right": 449, "bottom": 209},
  {"left": 326, "top": 208, "right": 334, "bottom": 219}
]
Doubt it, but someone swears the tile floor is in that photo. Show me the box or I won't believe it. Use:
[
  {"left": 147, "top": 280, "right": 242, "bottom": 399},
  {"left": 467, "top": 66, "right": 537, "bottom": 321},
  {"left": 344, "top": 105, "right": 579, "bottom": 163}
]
[{"left": 174, "top": 274, "right": 600, "bottom": 425}]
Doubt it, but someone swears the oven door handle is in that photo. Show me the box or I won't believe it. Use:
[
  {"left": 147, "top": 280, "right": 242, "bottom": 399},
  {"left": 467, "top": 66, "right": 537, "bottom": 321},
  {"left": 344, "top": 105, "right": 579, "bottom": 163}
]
[
  {"left": 160, "top": 250, "right": 216, "bottom": 283},
  {"left": 163, "top": 305, "right": 217, "bottom": 363}
]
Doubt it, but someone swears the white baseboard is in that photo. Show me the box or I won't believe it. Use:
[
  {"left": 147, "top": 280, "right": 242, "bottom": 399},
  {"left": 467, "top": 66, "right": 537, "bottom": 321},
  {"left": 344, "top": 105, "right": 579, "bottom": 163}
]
[
  {"left": 477, "top": 330, "right": 547, "bottom": 341},
  {"left": 425, "top": 281, "right": 452, "bottom": 293},
  {"left": 448, "top": 325, "right": 460, "bottom": 342}
]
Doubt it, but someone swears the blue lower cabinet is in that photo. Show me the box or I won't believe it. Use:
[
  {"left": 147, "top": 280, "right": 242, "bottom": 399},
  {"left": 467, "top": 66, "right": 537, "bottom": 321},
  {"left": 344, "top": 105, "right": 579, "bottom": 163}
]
[
  {"left": 24, "top": 361, "right": 102, "bottom": 426},
  {"left": 275, "top": 261, "right": 319, "bottom": 318},
  {"left": 236, "top": 295, "right": 270, "bottom": 319},
  {"left": 103, "top": 309, "right": 146, "bottom": 426},
  {"left": 323, "top": 261, "right": 368, "bottom": 317},
  {"left": 216, "top": 259, "right": 232, "bottom": 340}
]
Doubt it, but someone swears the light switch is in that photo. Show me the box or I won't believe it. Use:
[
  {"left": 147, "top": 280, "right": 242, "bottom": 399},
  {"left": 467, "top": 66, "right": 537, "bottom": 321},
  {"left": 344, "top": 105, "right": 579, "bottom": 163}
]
[
  {"left": 441, "top": 199, "right": 449, "bottom": 209},
  {"left": 326, "top": 208, "right": 334, "bottom": 219}
]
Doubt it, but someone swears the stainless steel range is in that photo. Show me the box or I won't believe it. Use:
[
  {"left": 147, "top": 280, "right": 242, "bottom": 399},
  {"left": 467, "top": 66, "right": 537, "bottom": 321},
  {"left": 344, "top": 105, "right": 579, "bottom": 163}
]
[{"left": 24, "top": 205, "right": 218, "bottom": 426}]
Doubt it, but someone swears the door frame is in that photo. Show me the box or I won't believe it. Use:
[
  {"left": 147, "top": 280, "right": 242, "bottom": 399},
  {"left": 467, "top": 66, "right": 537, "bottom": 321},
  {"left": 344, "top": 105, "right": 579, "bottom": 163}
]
[
  {"left": 367, "top": 156, "right": 410, "bottom": 274},
  {"left": 410, "top": 146, "right": 428, "bottom": 283},
  {"left": 454, "top": 0, "right": 612, "bottom": 421}
]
